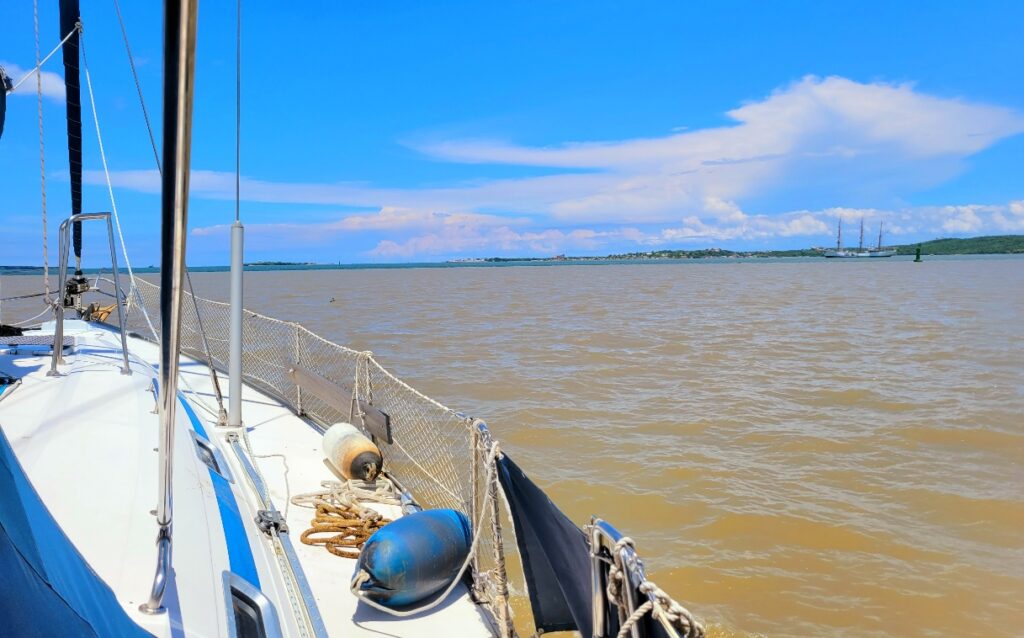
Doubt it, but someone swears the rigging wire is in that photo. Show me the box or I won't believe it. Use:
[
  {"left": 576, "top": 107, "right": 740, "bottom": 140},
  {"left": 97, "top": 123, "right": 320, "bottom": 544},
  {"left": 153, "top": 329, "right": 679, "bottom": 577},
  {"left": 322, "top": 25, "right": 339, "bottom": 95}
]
[
  {"left": 33, "top": 0, "right": 52, "bottom": 305},
  {"left": 7, "top": 22, "right": 80, "bottom": 94},
  {"left": 112, "top": 0, "right": 161, "bottom": 173},
  {"left": 12, "top": 6, "right": 83, "bottom": 316},
  {"left": 80, "top": 31, "right": 158, "bottom": 344},
  {"left": 184, "top": 269, "right": 228, "bottom": 423},
  {"left": 0, "top": 291, "right": 50, "bottom": 302},
  {"left": 9, "top": 305, "right": 55, "bottom": 328},
  {"left": 110, "top": 0, "right": 227, "bottom": 421}
]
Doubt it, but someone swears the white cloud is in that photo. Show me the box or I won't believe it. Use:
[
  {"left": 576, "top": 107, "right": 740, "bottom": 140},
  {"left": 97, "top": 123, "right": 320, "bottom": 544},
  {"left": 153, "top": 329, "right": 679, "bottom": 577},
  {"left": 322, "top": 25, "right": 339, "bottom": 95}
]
[
  {"left": 192, "top": 206, "right": 530, "bottom": 240},
  {"left": 702, "top": 196, "right": 747, "bottom": 222},
  {"left": 358, "top": 200, "right": 1024, "bottom": 258},
  {"left": 334, "top": 207, "right": 529, "bottom": 231},
  {"left": 990, "top": 200, "right": 1024, "bottom": 232},
  {"left": 421, "top": 76, "right": 1021, "bottom": 168},
  {"left": 411, "top": 76, "right": 1024, "bottom": 221},
  {"left": 187, "top": 197, "right": 1023, "bottom": 260},
  {"left": 369, "top": 226, "right": 619, "bottom": 258},
  {"left": 639, "top": 210, "right": 830, "bottom": 244},
  {"left": 940, "top": 205, "right": 987, "bottom": 233},
  {"left": 364, "top": 209, "right": 834, "bottom": 258},
  {"left": 802, "top": 202, "right": 1024, "bottom": 239},
  {"left": 86, "top": 167, "right": 618, "bottom": 218},
  {"left": 1, "top": 61, "right": 65, "bottom": 101},
  {"left": 86, "top": 75, "right": 1024, "bottom": 258}
]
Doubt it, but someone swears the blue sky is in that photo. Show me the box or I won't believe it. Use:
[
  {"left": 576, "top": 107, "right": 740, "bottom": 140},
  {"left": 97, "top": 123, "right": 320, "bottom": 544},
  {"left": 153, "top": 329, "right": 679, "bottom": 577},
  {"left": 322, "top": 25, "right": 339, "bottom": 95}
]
[{"left": 2, "top": 1, "right": 1023, "bottom": 265}]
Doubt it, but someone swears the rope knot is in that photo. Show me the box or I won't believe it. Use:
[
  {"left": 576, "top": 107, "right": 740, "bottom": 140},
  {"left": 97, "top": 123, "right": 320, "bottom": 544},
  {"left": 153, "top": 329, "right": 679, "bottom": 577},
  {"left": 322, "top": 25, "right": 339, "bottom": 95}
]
[
  {"left": 613, "top": 536, "right": 636, "bottom": 554},
  {"left": 605, "top": 539, "right": 706, "bottom": 638}
]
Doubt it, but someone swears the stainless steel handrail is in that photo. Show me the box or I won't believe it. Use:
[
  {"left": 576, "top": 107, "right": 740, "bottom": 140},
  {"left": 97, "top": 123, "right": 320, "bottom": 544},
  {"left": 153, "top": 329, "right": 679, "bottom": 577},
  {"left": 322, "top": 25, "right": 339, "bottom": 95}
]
[
  {"left": 141, "top": 0, "right": 199, "bottom": 615},
  {"left": 142, "top": 529, "right": 172, "bottom": 614},
  {"left": 47, "top": 212, "right": 132, "bottom": 377},
  {"left": 590, "top": 517, "right": 664, "bottom": 638}
]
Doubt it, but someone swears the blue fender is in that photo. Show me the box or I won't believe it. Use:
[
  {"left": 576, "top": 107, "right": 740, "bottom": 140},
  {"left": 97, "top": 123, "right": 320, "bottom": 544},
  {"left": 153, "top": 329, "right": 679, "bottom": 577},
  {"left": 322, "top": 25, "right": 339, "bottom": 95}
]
[{"left": 352, "top": 509, "right": 472, "bottom": 608}]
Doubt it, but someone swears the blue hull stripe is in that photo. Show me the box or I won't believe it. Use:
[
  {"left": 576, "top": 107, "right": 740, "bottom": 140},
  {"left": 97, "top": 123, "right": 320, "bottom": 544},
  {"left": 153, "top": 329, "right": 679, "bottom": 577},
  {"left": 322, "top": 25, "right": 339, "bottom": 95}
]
[{"left": 177, "top": 392, "right": 261, "bottom": 588}]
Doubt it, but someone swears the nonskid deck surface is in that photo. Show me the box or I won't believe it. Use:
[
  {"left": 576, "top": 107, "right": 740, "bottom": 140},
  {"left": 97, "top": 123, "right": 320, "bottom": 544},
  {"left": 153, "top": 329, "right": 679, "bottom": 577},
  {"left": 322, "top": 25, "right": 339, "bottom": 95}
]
[
  {"left": 0, "top": 322, "right": 228, "bottom": 637},
  {"left": 0, "top": 323, "right": 495, "bottom": 637}
]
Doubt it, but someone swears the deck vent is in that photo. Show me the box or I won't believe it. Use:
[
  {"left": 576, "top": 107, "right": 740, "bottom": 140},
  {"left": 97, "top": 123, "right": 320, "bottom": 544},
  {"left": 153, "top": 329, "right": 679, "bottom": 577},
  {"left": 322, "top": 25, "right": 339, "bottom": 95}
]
[
  {"left": 190, "top": 431, "right": 233, "bottom": 483},
  {"left": 223, "top": 572, "right": 282, "bottom": 638}
]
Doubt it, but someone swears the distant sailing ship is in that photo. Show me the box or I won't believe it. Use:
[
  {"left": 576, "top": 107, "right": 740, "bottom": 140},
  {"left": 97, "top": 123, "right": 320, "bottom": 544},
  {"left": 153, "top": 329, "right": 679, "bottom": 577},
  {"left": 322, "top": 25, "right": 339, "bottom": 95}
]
[{"left": 824, "top": 218, "right": 896, "bottom": 258}]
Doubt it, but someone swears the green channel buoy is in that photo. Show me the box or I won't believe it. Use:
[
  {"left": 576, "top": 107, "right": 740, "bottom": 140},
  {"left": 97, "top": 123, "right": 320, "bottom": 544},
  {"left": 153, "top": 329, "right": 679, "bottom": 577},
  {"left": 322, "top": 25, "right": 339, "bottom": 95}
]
[{"left": 914, "top": 245, "right": 922, "bottom": 262}]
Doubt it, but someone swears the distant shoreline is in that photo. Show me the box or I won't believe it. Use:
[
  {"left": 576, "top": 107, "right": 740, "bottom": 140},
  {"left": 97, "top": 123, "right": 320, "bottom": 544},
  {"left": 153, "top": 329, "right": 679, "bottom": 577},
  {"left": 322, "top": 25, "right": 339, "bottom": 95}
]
[
  {"left": 2, "top": 253, "right": 1021, "bottom": 276},
  {"left": 2, "top": 235, "right": 1021, "bottom": 275},
  {"left": 461, "top": 234, "right": 1024, "bottom": 262}
]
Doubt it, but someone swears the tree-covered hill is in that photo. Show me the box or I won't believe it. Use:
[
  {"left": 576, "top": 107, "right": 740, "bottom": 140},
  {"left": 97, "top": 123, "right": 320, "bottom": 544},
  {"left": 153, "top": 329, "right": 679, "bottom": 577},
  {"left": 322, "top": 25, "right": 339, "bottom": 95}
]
[{"left": 893, "top": 235, "right": 1024, "bottom": 255}]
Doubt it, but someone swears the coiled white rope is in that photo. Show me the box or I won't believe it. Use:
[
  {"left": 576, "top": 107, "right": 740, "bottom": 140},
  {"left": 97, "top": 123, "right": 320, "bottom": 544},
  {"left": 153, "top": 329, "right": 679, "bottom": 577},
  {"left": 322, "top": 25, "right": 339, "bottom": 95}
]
[{"left": 291, "top": 477, "right": 401, "bottom": 511}]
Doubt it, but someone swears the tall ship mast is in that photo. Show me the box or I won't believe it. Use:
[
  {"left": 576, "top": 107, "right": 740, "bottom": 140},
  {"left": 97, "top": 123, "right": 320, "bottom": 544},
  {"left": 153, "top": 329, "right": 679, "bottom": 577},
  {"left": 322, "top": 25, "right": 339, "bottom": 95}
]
[
  {"left": 868, "top": 220, "right": 896, "bottom": 257},
  {"left": 824, "top": 217, "right": 895, "bottom": 258}
]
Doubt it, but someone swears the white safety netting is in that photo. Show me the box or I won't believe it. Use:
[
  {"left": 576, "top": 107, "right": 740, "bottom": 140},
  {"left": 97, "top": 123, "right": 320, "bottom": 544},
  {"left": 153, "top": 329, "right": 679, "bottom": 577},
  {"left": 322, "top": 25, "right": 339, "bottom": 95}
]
[{"left": 123, "top": 278, "right": 513, "bottom": 630}]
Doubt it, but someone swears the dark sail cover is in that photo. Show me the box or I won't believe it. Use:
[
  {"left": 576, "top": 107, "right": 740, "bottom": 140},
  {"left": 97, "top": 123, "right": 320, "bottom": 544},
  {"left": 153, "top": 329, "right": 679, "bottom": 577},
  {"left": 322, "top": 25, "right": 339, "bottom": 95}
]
[
  {"left": 0, "top": 425, "right": 151, "bottom": 637},
  {"left": 59, "top": 0, "right": 83, "bottom": 258},
  {"left": 496, "top": 454, "right": 594, "bottom": 636},
  {"left": 0, "top": 68, "right": 11, "bottom": 140}
]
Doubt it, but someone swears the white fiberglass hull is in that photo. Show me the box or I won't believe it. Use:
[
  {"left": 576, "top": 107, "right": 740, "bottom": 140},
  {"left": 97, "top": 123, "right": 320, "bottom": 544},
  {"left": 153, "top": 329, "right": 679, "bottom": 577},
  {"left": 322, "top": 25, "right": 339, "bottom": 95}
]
[{"left": 824, "top": 250, "right": 894, "bottom": 258}]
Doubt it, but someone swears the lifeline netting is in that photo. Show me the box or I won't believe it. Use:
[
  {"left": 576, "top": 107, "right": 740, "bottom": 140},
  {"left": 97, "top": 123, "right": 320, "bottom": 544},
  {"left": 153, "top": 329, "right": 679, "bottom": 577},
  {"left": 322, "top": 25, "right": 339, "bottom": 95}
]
[{"left": 121, "top": 277, "right": 512, "bottom": 628}]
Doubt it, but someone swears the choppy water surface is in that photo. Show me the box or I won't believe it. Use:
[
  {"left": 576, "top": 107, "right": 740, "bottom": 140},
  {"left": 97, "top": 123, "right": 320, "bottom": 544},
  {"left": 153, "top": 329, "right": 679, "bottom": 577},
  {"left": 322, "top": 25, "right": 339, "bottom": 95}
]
[{"left": 5, "top": 257, "right": 1023, "bottom": 636}]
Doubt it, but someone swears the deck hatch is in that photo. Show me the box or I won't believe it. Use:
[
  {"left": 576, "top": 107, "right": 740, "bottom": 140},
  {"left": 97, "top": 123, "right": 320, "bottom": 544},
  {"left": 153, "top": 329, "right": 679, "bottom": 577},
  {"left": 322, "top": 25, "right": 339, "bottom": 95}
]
[
  {"left": 223, "top": 572, "right": 282, "bottom": 638},
  {"left": 190, "top": 431, "right": 233, "bottom": 483}
]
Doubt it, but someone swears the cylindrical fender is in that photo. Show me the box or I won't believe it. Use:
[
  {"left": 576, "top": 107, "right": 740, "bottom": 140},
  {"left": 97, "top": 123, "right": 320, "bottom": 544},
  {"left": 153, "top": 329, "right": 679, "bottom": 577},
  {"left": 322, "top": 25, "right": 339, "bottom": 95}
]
[
  {"left": 351, "top": 509, "right": 472, "bottom": 608},
  {"left": 323, "top": 422, "right": 382, "bottom": 481}
]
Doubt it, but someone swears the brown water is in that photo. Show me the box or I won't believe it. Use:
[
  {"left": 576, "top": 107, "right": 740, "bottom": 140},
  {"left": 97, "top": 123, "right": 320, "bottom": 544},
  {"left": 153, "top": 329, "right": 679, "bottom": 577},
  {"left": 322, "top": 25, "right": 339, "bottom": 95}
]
[{"left": 3, "top": 257, "right": 1023, "bottom": 636}]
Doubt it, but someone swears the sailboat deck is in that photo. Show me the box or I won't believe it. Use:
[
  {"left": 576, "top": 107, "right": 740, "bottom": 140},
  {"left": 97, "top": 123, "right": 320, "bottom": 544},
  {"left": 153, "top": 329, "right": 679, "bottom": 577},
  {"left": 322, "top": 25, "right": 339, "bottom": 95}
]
[
  {"left": 152, "top": 336, "right": 498, "bottom": 637},
  {"left": 0, "top": 323, "right": 496, "bottom": 637}
]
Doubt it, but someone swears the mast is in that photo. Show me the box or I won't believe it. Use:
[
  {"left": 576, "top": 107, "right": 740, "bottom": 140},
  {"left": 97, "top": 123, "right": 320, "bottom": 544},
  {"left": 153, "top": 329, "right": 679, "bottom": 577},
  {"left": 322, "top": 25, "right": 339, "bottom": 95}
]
[
  {"left": 837, "top": 218, "right": 842, "bottom": 250},
  {"left": 141, "top": 0, "right": 199, "bottom": 615},
  {"left": 877, "top": 221, "right": 884, "bottom": 249},
  {"left": 58, "top": 0, "right": 83, "bottom": 273},
  {"left": 858, "top": 217, "right": 864, "bottom": 251}
]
